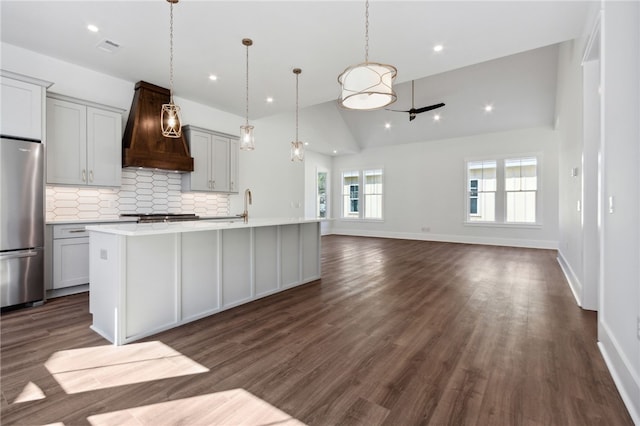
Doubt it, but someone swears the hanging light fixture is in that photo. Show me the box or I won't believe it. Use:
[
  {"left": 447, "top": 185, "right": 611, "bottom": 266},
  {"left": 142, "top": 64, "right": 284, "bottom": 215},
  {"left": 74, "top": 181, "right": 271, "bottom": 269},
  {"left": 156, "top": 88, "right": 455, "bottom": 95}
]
[
  {"left": 240, "top": 38, "right": 255, "bottom": 150},
  {"left": 337, "top": 0, "right": 397, "bottom": 110},
  {"left": 291, "top": 68, "right": 304, "bottom": 162},
  {"left": 161, "top": 0, "right": 182, "bottom": 138}
]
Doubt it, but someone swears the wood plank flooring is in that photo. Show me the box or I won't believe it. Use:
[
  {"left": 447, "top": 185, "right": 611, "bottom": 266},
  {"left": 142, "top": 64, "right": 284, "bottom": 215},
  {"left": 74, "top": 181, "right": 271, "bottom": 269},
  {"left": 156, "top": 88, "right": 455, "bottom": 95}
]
[{"left": 1, "top": 235, "right": 633, "bottom": 425}]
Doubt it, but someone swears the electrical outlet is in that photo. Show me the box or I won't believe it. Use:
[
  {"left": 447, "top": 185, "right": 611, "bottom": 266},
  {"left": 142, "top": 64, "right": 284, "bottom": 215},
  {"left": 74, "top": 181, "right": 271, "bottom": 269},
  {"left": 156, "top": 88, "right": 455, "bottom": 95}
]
[
  {"left": 100, "top": 249, "right": 108, "bottom": 260},
  {"left": 421, "top": 226, "right": 430, "bottom": 232}
]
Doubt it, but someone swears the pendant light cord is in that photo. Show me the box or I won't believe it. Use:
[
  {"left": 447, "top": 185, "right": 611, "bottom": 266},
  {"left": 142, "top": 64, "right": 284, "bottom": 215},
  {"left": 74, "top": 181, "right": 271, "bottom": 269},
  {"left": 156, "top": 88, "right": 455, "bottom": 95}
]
[
  {"left": 245, "top": 43, "right": 249, "bottom": 126},
  {"left": 169, "top": 1, "right": 175, "bottom": 103},
  {"left": 295, "top": 72, "right": 299, "bottom": 141},
  {"left": 364, "top": 0, "right": 369, "bottom": 64}
]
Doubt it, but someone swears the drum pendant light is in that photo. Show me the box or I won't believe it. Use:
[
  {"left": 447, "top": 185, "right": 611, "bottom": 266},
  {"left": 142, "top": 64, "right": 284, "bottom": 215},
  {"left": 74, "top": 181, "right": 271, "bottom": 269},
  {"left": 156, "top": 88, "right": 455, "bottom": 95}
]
[
  {"left": 337, "top": 0, "right": 397, "bottom": 110},
  {"left": 240, "top": 38, "right": 255, "bottom": 151},
  {"left": 161, "top": 0, "right": 182, "bottom": 138}
]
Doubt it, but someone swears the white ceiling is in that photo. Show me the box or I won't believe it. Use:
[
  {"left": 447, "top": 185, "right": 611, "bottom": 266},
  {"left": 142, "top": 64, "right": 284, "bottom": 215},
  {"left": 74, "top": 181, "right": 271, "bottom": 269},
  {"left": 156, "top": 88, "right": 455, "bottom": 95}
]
[{"left": 0, "top": 1, "right": 594, "bottom": 155}]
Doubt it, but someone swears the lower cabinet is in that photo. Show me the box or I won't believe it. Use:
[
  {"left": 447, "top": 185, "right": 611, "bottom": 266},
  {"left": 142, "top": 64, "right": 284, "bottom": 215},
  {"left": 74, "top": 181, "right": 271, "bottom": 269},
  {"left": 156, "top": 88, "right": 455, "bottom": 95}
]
[
  {"left": 53, "top": 235, "right": 90, "bottom": 289},
  {"left": 46, "top": 224, "right": 91, "bottom": 291},
  {"left": 46, "top": 221, "right": 133, "bottom": 294}
]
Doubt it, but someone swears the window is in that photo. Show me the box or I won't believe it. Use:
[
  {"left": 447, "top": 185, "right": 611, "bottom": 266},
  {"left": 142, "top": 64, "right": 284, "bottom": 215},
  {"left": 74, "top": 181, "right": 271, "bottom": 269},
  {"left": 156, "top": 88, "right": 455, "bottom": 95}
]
[
  {"left": 317, "top": 171, "right": 327, "bottom": 218},
  {"left": 467, "top": 160, "right": 496, "bottom": 222},
  {"left": 465, "top": 156, "right": 538, "bottom": 224},
  {"left": 364, "top": 169, "right": 383, "bottom": 219},
  {"left": 342, "top": 169, "right": 384, "bottom": 220},
  {"left": 349, "top": 185, "right": 359, "bottom": 213},
  {"left": 342, "top": 171, "right": 359, "bottom": 218},
  {"left": 505, "top": 157, "right": 537, "bottom": 223},
  {"left": 469, "top": 179, "right": 478, "bottom": 215}
]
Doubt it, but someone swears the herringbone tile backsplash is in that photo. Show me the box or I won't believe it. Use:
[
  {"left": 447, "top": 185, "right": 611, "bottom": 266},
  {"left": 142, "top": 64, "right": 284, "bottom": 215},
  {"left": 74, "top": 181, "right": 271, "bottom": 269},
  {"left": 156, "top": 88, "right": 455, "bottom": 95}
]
[{"left": 46, "top": 169, "right": 229, "bottom": 221}]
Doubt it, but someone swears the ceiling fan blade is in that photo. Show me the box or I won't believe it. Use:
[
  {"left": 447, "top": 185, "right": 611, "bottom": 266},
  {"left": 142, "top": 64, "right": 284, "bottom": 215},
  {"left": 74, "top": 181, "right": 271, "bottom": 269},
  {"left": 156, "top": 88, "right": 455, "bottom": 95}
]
[
  {"left": 414, "top": 103, "right": 445, "bottom": 114},
  {"left": 385, "top": 108, "right": 412, "bottom": 113}
]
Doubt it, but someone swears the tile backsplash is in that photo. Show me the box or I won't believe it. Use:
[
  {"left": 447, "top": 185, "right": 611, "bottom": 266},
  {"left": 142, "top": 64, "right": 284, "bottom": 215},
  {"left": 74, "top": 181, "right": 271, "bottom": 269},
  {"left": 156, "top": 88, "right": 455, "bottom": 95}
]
[{"left": 46, "top": 169, "right": 229, "bottom": 221}]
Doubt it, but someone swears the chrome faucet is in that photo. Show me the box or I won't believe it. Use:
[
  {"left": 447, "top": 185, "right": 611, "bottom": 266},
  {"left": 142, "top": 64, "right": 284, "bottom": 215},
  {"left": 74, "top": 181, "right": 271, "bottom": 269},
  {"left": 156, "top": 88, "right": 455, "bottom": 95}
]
[{"left": 241, "top": 188, "right": 252, "bottom": 223}]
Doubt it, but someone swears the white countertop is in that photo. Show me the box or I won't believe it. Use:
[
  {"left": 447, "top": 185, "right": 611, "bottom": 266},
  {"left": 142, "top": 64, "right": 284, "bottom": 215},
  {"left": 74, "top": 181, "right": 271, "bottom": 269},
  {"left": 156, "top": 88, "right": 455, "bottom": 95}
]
[{"left": 86, "top": 217, "right": 325, "bottom": 236}]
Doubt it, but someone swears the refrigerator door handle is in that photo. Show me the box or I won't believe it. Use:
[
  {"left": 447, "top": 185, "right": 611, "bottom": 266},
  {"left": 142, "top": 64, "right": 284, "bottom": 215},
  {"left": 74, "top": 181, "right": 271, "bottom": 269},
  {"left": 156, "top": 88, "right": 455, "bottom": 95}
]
[{"left": 0, "top": 250, "right": 39, "bottom": 260}]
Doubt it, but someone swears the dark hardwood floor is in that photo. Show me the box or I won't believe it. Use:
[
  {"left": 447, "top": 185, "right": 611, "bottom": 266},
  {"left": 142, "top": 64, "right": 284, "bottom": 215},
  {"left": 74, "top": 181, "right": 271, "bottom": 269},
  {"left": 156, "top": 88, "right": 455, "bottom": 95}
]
[{"left": 1, "top": 236, "right": 633, "bottom": 425}]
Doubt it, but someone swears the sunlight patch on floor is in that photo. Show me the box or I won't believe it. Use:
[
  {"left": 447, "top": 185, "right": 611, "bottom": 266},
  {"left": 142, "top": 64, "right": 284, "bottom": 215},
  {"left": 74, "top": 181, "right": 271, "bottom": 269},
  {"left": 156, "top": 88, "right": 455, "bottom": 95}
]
[
  {"left": 86, "top": 388, "right": 306, "bottom": 426},
  {"left": 44, "top": 341, "right": 208, "bottom": 394},
  {"left": 12, "top": 381, "right": 46, "bottom": 403}
]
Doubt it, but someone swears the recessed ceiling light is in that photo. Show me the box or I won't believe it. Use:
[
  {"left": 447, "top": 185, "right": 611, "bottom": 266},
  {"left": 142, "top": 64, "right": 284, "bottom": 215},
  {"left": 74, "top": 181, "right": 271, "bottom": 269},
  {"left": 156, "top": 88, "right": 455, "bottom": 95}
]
[
  {"left": 433, "top": 114, "right": 441, "bottom": 121},
  {"left": 333, "top": 150, "right": 338, "bottom": 154},
  {"left": 87, "top": 24, "right": 99, "bottom": 33},
  {"left": 484, "top": 105, "right": 493, "bottom": 112},
  {"left": 266, "top": 97, "right": 274, "bottom": 103},
  {"left": 433, "top": 44, "right": 443, "bottom": 52},
  {"left": 384, "top": 122, "right": 391, "bottom": 129},
  {"left": 304, "top": 142, "right": 309, "bottom": 146},
  {"left": 208, "top": 74, "right": 217, "bottom": 81}
]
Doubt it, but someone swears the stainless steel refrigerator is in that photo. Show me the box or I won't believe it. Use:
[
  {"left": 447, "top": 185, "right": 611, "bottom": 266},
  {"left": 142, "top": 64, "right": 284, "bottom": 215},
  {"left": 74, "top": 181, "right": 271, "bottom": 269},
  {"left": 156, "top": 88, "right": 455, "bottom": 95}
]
[{"left": 0, "top": 136, "right": 45, "bottom": 308}]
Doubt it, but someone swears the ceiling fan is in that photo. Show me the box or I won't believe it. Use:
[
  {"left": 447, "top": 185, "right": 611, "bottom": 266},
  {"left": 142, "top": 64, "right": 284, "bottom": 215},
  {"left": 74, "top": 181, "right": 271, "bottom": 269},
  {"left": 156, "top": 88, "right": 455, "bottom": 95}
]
[{"left": 387, "top": 80, "right": 445, "bottom": 121}]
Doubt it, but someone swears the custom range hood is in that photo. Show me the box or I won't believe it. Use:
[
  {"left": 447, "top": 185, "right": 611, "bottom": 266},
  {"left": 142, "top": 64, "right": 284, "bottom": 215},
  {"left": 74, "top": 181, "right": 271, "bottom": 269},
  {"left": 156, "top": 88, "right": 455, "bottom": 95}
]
[{"left": 122, "top": 81, "right": 194, "bottom": 172}]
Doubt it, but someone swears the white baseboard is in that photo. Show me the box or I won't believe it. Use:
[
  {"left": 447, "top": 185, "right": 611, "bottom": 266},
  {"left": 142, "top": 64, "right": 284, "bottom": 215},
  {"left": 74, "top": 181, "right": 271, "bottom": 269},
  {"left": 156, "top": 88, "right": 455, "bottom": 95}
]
[
  {"left": 556, "top": 250, "right": 582, "bottom": 307},
  {"left": 328, "top": 228, "right": 558, "bottom": 250},
  {"left": 598, "top": 321, "right": 640, "bottom": 425}
]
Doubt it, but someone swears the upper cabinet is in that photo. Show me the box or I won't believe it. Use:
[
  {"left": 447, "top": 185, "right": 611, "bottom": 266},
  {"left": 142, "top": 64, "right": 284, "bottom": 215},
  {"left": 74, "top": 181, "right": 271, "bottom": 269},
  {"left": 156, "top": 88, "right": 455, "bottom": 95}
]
[
  {"left": 182, "top": 125, "right": 239, "bottom": 193},
  {"left": 0, "top": 72, "right": 52, "bottom": 140},
  {"left": 46, "top": 94, "right": 123, "bottom": 187}
]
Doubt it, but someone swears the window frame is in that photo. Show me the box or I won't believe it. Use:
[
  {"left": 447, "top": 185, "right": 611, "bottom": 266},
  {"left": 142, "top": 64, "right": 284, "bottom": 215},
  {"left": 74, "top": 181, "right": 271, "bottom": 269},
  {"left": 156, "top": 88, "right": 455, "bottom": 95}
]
[
  {"left": 464, "top": 154, "right": 542, "bottom": 228},
  {"left": 341, "top": 168, "right": 384, "bottom": 221}
]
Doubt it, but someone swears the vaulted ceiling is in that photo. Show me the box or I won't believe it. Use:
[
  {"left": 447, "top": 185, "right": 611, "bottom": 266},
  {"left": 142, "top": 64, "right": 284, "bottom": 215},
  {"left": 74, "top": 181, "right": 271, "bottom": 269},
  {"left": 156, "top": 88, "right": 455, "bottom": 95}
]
[{"left": 0, "top": 1, "right": 594, "bottom": 155}]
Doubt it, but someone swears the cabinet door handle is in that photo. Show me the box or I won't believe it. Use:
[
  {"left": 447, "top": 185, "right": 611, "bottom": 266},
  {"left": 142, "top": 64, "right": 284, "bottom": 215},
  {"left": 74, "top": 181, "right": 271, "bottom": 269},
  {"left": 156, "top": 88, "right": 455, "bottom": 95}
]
[
  {"left": 82, "top": 169, "right": 87, "bottom": 182},
  {"left": 89, "top": 170, "right": 94, "bottom": 182},
  {"left": 68, "top": 229, "right": 86, "bottom": 234},
  {"left": 212, "top": 180, "right": 215, "bottom": 189}
]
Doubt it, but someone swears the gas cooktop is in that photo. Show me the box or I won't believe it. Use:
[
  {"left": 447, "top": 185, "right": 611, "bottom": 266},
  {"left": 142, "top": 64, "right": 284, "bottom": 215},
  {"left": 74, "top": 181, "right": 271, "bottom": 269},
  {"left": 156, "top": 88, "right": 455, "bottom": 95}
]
[{"left": 120, "top": 213, "right": 199, "bottom": 223}]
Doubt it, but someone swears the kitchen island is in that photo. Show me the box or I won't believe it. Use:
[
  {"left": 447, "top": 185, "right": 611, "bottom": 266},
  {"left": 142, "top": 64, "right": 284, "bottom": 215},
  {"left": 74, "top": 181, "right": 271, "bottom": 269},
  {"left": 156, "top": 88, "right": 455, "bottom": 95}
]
[{"left": 86, "top": 218, "right": 322, "bottom": 345}]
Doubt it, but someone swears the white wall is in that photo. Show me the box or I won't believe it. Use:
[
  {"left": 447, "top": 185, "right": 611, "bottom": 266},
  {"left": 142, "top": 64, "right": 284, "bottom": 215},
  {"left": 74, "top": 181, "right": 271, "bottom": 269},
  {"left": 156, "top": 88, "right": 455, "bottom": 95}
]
[
  {"left": 555, "top": 37, "right": 588, "bottom": 306},
  {"left": 597, "top": 1, "right": 640, "bottom": 422},
  {"left": 228, "top": 111, "right": 306, "bottom": 219},
  {"left": 331, "top": 127, "right": 559, "bottom": 249}
]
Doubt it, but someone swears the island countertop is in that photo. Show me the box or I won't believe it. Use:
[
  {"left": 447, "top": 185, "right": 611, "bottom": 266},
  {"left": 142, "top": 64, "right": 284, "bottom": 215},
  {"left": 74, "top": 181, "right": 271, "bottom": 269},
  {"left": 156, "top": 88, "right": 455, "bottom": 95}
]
[{"left": 86, "top": 217, "right": 325, "bottom": 236}]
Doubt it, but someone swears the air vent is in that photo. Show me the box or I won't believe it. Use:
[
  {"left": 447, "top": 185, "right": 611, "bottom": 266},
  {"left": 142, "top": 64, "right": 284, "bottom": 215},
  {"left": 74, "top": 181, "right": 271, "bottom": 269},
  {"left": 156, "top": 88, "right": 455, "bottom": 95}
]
[{"left": 96, "top": 39, "right": 121, "bottom": 53}]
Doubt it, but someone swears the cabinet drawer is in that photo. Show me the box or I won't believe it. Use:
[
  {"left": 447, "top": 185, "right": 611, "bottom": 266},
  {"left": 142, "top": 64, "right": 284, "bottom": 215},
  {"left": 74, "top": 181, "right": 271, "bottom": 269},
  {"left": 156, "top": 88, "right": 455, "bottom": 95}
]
[{"left": 53, "top": 224, "right": 89, "bottom": 239}]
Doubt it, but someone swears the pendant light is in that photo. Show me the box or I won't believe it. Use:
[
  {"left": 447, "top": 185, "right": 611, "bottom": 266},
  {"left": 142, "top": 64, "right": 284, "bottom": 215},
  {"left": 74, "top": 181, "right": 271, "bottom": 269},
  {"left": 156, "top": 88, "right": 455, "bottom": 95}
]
[
  {"left": 337, "top": 0, "right": 397, "bottom": 110},
  {"left": 240, "top": 38, "right": 255, "bottom": 150},
  {"left": 290, "top": 68, "right": 304, "bottom": 162},
  {"left": 161, "top": 0, "right": 182, "bottom": 138}
]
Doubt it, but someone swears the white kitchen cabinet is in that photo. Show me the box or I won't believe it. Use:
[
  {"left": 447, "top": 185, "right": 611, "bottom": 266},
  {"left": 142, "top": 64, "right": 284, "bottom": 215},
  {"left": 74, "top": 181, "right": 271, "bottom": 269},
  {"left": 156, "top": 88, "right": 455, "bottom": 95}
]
[
  {"left": 182, "top": 125, "right": 239, "bottom": 193},
  {"left": 46, "top": 220, "right": 136, "bottom": 295},
  {"left": 0, "top": 72, "right": 51, "bottom": 140},
  {"left": 50, "top": 224, "right": 91, "bottom": 290},
  {"left": 46, "top": 94, "right": 123, "bottom": 187}
]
